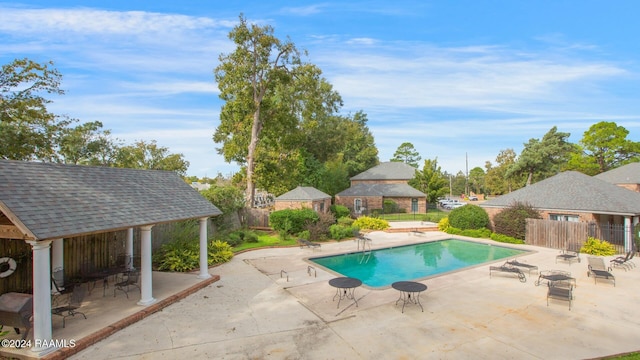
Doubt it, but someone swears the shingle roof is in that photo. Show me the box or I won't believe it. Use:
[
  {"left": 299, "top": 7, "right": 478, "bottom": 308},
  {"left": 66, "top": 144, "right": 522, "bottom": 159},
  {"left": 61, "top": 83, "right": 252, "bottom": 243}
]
[
  {"left": 350, "top": 162, "right": 418, "bottom": 181},
  {"left": 0, "top": 160, "right": 222, "bottom": 241},
  {"left": 275, "top": 186, "right": 330, "bottom": 201},
  {"left": 336, "top": 183, "right": 426, "bottom": 197},
  {"left": 594, "top": 162, "right": 640, "bottom": 184},
  {"left": 481, "top": 171, "right": 640, "bottom": 215}
]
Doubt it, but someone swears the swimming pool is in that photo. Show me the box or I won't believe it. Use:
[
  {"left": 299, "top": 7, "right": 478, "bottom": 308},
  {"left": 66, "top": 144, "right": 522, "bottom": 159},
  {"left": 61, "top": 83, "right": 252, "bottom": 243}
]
[{"left": 309, "top": 239, "right": 528, "bottom": 288}]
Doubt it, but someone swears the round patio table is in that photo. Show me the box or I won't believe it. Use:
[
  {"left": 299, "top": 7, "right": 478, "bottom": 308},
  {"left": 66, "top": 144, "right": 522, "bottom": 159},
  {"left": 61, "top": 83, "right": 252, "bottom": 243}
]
[
  {"left": 392, "top": 281, "right": 427, "bottom": 313},
  {"left": 329, "top": 277, "right": 362, "bottom": 308}
]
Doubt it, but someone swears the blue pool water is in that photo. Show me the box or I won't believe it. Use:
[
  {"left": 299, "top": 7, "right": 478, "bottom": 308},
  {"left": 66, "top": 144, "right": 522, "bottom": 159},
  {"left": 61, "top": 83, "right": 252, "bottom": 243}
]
[{"left": 310, "top": 239, "right": 528, "bottom": 288}]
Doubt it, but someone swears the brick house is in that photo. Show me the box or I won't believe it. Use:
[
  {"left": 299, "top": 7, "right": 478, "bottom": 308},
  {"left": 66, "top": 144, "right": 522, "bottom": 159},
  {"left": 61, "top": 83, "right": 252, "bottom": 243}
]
[
  {"left": 335, "top": 162, "right": 427, "bottom": 216},
  {"left": 480, "top": 169, "right": 640, "bottom": 251},
  {"left": 274, "top": 186, "right": 331, "bottom": 213}
]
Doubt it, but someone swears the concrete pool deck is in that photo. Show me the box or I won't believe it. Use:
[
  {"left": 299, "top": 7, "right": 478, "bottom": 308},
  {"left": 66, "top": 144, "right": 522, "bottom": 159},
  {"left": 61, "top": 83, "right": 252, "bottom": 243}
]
[{"left": 70, "top": 225, "right": 640, "bottom": 359}]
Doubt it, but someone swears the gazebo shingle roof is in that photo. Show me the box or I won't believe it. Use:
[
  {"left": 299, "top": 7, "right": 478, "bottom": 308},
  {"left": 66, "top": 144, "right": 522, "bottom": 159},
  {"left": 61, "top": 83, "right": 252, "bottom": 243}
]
[
  {"left": 481, "top": 171, "right": 640, "bottom": 216},
  {"left": 0, "top": 160, "right": 222, "bottom": 241}
]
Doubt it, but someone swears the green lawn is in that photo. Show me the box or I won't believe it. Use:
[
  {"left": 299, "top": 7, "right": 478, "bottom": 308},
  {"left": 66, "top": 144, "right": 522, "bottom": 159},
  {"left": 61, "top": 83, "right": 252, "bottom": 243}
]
[{"left": 232, "top": 232, "right": 297, "bottom": 252}]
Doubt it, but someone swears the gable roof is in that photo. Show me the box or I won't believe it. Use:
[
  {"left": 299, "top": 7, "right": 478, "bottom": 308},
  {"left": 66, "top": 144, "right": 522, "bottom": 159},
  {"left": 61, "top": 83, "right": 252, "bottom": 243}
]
[
  {"left": 0, "top": 160, "right": 222, "bottom": 241},
  {"left": 350, "top": 161, "right": 417, "bottom": 181},
  {"left": 275, "top": 186, "right": 331, "bottom": 201},
  {"left": 594, "top": 162, "right": 640, "bottom": 184},
  {"left": 336, "top": 183, "right": 426, "bottom": 197},
  {"left": 481, "top": 171, "right": 640, "bottom": 216}
]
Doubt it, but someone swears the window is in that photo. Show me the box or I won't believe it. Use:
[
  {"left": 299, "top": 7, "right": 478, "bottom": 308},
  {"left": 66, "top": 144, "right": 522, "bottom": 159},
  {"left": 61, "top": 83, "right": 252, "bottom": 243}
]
[
  {"left": 550, "top": 214, "right": 579, "bottom": 222},
  {"left": 354, "top": 198, "right": 362, "bottom": 213}
]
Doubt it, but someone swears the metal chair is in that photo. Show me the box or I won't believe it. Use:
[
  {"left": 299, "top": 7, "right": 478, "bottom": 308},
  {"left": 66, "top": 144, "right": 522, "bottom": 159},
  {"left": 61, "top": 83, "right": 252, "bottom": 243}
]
[
  {"left": 51, "top": 285, "right": 87, "bottom": 328},
  {"left": 113, "top": 271, "right": 141, "bottom": 299}
]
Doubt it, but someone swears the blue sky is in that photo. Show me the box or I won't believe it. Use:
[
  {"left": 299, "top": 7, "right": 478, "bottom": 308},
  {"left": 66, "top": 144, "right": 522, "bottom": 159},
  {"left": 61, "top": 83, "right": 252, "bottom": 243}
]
[{"left": 2, "top": 1, "right": 639, "bottom": 178}]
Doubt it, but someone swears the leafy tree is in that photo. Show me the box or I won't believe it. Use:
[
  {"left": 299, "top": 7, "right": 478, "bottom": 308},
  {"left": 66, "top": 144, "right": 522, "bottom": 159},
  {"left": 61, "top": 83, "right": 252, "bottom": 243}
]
[
  {"left": 467, "top": 166, "right": 485, "bottom": 195},
  {"left": 391, "top": 142, "right": 421, "bottom": 168},
  {"left": 56, "top": 120, "right": 123, "bottom": 165},
  {"left": 565, "top": 121, "right": 640, "bottom": 175},
  {"left": 484, "top": 149, "right": 523, "bottom": 195},
  {"left": 200, "top": 184, "right": 245, "bottom": 230},
  {"left": 409, "top": 158, "right": 448, "bottom": 204},
  {"left": 0, "top": 58, "right": 69, "bottom": 161},
  {"left": 337, "top": 110, "right": 379, "bottom": 177},
  {"left": 506, "top": 126, "right": 572, "bottom": 186},
  {"left": 115, "top": 140, "right": 189, "bottom": 176},
  {"left": 214, "top": 14, "right": 302, "bottom": 208}
]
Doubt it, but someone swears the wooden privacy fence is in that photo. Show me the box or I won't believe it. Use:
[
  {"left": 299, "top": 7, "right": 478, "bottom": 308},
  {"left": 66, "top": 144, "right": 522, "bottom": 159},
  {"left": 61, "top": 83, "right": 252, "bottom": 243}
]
[
  {"left": 526, "top": 219, "right": 626, "bottom": 253},
  {"left": 243, "top": 208, "right": 271, "bottom": 229},
  {"left": 525, "top": 219, "right": 589, "bottom": 250}
]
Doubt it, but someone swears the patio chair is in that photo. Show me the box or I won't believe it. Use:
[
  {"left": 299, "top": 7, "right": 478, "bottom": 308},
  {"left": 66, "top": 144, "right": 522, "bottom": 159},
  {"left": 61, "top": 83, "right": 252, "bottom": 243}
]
[
  {"left": 51, "top": 285, "right": 87, "bottom": 328},
  {"left": 489, "top": 265, "right": 526, "bottom": 282},
  {"left": 547, "top": 281, "right": 573, "bottom": 310},
  {"left": 113, "top": 270, "right": 141, "bottom": 299},
  {"left": 587, "top": 257, "right": 615, "bottom": 286},
  {"left": 610, "top": 251, "right": 635, "bottom": 271},
  {"left": 297, "top": 238, "right": 321, "bottom": 250},
  {"left": 504, "top": 259, "right": 538, "bottom": 275},
  {"left": 556, "top": 247, "right": 581, "bottom": 265},
  {"left": 51, "top": 269, "right": 76, "bottom": 307}
]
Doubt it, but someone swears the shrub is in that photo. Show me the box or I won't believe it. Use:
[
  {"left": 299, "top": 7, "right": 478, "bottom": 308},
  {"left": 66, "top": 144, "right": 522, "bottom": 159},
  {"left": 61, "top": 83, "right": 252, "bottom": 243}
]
[
  {"left": 438, "top": 217, "right": 450, "bottom": 231},
  {"left": 305, "top": 212, "right": 336, "bottom": 241},
  {"left": 353, "top": 216, "right": 390, "bottom": 231},
  {"left": 490, "top": 232, "right": 525, "bottom": 244},
  {"left": 330, "top": 204, "right": 351, "bottom": 219},
  {"left": 383, "top": 199, "right": 399, "bottom": 214},
  {"left": 492, "top": 202, "right": 542, "bottom": 240},
  {"left": 269, "top": 209, "right": 319, "bottom": 234},
  {"left": 298, "top": 230, "right": 310, "bottom": 240},
  {"left": 329, "top": 224, "right": 359, "bottom": 240},
  {"left": 448, "top": 205, "right": 489, "bottom": 230},
  {"left": 154, "top": 238, "right": 234, "bottom": 271},
  {"left": 580, "top": 237, "right": 616, "bottom": 256},
  {"left": 337, "top": 216, "right": 355, "bottom": 226}
]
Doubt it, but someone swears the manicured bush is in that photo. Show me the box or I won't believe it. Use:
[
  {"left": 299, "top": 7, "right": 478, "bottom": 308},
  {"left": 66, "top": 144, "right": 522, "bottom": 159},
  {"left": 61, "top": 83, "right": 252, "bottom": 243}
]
[
  {"left": 580, "top": 237, "right": 616, "bottom": 256},
  {"left": 353, "top": 216, "right": 389, "bottom": 231},
  {"left": 492, "top": 202, "right": 542, "bottom": 240},
  {"left": 337, "top": 216, "right": 355, "bottom": 226},
  {"left": 154, "top": 238, "right": 234, "bottom": 272},
  {"left": 269, "top": 209, "right": 319, "bottom": 234},
  {"left": 447, "top": 204, "right": 489, "bottom": 230},
  {"left": 330, "top": 204, "right": 351, "bottom": 219}
]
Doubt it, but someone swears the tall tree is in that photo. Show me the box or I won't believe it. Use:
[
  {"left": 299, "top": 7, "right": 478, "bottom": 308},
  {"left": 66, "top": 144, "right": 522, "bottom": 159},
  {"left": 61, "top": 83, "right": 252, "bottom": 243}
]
[
  {"left": 506, "top": 126, "right": 572, "bottom": 186},
  {"left": 56, "top": 120, "right": 123, "bottom": 165},
  {"left": 565, "top": 121, "right": 640, "bottom": 175},
  {"left": 115, "top": 140, "right": 189, "bottom": 176},
  {"left": 214, "top": 15, "right": 301, "bottom": 208},
  {"left": 0, "top": 58, "right": 69, "bottom": 160},
  {"left": 391, "top": 142, "right": 421, "bottom": 168},
  {"left": 409, "top": 158, "right": 448, "bottom": 204},
  {"left": 467, "top": 166, "right": 485, "bottom": 195},
  {"left": 484, "top": 148, "right": 522, "bottom": 195},
  {"left": 338, "top": 111, "right": 379, "bottom": 177}
]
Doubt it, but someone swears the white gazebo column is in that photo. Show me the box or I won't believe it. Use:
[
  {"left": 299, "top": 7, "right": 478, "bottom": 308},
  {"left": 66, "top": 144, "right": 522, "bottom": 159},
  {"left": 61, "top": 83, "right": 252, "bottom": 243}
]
[
  {"left": 51, "top": 238, "right": 64, "bottom": 287},
  {"left": 137, "top": 225, "right": 156, "bottom": 306},
  {"left": 197, "top": 217, "right": 211, "bottom": 279},
  {"left": 126, "top": 227, "right": 134, "bottom": 270},
  {"left": 26, "top": 239, "right": 55, "bottom": 355},
  {"left": 624, "top": 216, "right": 632, "bottom": 252}
]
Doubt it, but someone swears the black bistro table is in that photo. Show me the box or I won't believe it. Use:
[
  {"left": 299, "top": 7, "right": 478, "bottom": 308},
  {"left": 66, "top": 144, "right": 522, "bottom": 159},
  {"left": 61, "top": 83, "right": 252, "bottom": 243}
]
[
  {"left": 329, "top": 277, "right": 362, "bottom": 308},
  {"left": 392, "top": 281, "right": 427, "bottom": 313}
]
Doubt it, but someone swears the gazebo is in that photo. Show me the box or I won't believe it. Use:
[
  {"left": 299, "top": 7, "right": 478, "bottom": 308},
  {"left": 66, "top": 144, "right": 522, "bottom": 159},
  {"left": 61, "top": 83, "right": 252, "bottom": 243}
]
[{"left": 0, "top": 160, "right": 222, "bottom": 355}]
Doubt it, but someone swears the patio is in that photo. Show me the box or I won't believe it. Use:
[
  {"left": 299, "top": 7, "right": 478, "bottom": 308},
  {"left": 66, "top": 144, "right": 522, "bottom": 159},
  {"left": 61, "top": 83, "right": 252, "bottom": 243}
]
[{"left": 62, "top": 226, "right": 640, "bottom": 360}]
